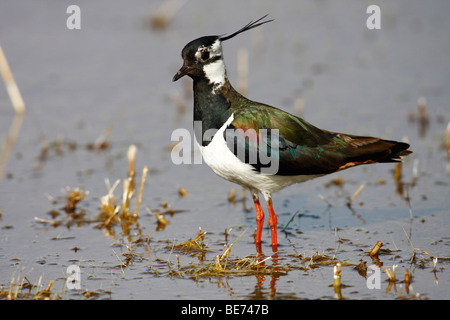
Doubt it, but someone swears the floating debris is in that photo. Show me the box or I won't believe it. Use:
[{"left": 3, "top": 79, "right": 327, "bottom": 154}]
[
  {"left": 155, "top": 213, "right": 168, "bottom": 231},
  {"left": 300, "top": 251, "right": 341, "bottom": 270},
  {"left": 333, "top": 262, "right": 342, "bottom": 299},
  {"left": 63, "top": 187, "right": 88, "bottom": 214},
  {"left": 385, "top": 264, "right": 397, "bottom": 282},
  {"left": 147, "top": 201, "right": 187, "bottom": 232},
  {"left": 433, "top": 257, "right": 438, "bottom": 272},
  {"left": 35, "top": 187, "right": 91, "bottom": 229},
  {"left": 370, "top": 241, "right": 383, "bottom": 257},
  {"left": 347, "top": 183, "right": 365, "bottom": 207},
  {"left": 178, "top": 187, "right": 187, "bottom": 197},
  {"left": 354, "top": 260, "right": 368, "bottom": 278},
  {"left": 405, "top": 269, "right": 411, "bottom": 287}
]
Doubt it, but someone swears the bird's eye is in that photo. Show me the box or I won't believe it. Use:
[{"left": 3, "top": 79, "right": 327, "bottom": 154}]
[{"left": 201, "top": 51, "right": 210, "bottom": 61}]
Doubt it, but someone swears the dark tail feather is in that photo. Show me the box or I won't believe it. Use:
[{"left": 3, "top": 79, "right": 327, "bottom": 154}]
[
  {"left": 343, "top": 135, "right": 412, "bottom": 164},
  {"left": 379, "top": 140, "right": 412, "bottom": 162}
]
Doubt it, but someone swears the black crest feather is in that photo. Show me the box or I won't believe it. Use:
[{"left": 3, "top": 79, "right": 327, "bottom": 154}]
[{"left": 219, "top": 14, "right": 273, "bottom": 41}]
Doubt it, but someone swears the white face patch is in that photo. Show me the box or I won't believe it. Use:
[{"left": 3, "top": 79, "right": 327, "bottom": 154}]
[
  {"left": 203, "top": 59, "right": 226, "bottom": 89},
  {"left": 195, "top": 39, "right": 227, "bottom": 92},
  {"left": 209, "top": 39, "right": 222, "bottom": 55},
  {"left": 194, "top": 39, "right": 222, "bottom": 61}
]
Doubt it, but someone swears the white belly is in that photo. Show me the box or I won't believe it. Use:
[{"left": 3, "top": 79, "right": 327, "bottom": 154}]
[{"left": 197, "top": 114, "right": 322, "bottom": 195}]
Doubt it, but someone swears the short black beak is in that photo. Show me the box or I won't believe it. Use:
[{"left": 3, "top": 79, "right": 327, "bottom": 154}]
[{"left": 172, "top": 65, "right": 189, "bottom": 82}]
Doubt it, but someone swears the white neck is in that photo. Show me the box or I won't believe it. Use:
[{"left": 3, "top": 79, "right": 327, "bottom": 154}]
[{"left": 203, "top": 58, "right": 227, "bottom": 91}]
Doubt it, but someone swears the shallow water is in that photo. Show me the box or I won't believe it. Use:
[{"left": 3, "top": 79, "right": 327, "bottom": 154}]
[{"left": 0, "top": 0, "right": 449, "bottom": 300}]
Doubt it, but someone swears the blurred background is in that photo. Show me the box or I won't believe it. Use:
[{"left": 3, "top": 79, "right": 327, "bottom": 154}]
[{"left": 0, "top": 0, "right": 448, "bottom": 300}]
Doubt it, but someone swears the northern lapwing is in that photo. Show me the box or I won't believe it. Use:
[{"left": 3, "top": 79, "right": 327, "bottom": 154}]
[{"left": 173, "top": 15, "right": 411, "bottom": 253}]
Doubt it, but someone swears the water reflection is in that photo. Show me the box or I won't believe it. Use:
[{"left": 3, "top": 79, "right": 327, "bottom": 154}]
[{"left": 0, "top": 114, "right": 24, "bottom": 184}]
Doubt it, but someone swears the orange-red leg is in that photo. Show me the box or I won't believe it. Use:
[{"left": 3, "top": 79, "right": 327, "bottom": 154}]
[
  {"left": 252, "top": 194, "right": 265, "bottom": 248},
  {"left": 266, "top": 197, "right": 278, "bottom": 252}
]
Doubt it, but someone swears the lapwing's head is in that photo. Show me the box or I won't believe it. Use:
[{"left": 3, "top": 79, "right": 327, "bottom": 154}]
[
  {"left": 173, "top": 15, "right": 273, "bottom": 88},
  {"left": 172, "top": 35, "right": 225, "bottom": 84}
]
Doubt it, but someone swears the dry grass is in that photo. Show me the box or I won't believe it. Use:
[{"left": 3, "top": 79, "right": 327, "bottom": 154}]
[
  {"left": 171, "top": 227, "right": 209, "bottom": 255},
  {"left": 0, "top": 273, "right": 60, "bottom": 300},
  {"left": 35, "top": 187, "right": 91, "bottom": 228},
  {"left": 95, "top": 145, "right": 148, "bottom": 236},
  {"left": 0, "top": 43, "right": 25, "bottom": 114},
  {"left": 35, "top": 145, "right": 149, "bottom": 237},
  {"left": 18, "top": 137, "right": 449, "bottom": 300}
]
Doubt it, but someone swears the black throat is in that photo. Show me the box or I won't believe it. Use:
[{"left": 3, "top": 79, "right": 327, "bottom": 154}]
[{"left": 192, "top": 77, "right": 232, "bottom": 147}]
